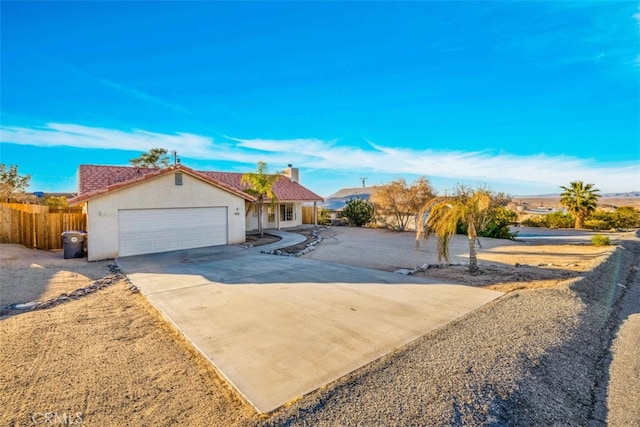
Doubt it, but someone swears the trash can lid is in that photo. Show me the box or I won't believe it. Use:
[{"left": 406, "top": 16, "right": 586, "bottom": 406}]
[{"left": 61, "top": 230, "right": 87, "bottom": 236}]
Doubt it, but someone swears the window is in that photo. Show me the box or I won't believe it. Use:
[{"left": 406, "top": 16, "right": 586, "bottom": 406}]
[
  {"left": 267, "top": 206, "right": 276, "bottom": 223},
  {"left": 280, "top": 204, "right": 294, "bottom": 221},
  {"left": 175, "top": 173, "right": 183, "bottom": 185}
]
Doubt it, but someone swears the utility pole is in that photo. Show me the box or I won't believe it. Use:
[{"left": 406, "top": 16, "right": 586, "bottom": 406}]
[
  {"left": 360, "top": 177, "right": 367, "bottom": 187},
  {"left": 172, "top": 150, "right": 180, "bottom": 165}
]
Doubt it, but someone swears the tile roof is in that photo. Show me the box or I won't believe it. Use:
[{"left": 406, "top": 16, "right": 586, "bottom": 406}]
[
  {"left": 69, "top": 164, "right": 256, "bottom": 205},
  {"left": 200, "top": 171, "right": 323, "bottom": 202},
  {"left": 70, "top": 164, "right": 323, "bottom": 205}
]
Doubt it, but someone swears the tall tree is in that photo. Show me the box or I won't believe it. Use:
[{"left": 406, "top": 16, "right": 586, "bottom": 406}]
[
  {"left": 416, "top": 186, "right": 492, "bottom": 274},
  {"left": 371, "top": 177, "right": 434, "bottom": 231},
  {"left": 130, "top": 148, "right": 170, "bottom": 168},
  {"left": 0, "top": 164, "right": 31, "bottom": 202},
  {"left": 241, "top": 162, "right": 280, "bottom": 237},
  {"left": 560, "top": 181, "right": 600, "bottom": 229}
]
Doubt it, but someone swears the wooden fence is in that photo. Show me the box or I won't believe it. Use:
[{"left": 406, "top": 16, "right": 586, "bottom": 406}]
[
  {"left": 301, "top": 206, "right": 317, "bottom": 224},
  {"left": 0, "top": 204, "right": 86, "bottom": 250},
  {"left": 2, "top": 203, "right": 50, "bottom": 214}
]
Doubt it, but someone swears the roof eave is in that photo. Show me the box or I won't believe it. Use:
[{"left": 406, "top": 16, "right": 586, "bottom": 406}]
[{"left": 73, "top": 164, "right": 256, "bottom": 204}]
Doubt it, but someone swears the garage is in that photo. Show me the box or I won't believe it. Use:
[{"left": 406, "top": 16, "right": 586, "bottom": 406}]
[
  {"left": 69, "top": 164, "right": 255, "bottom": 261},
  {"left": 118, "top": 207, "right": 228, "bottom": 257}
]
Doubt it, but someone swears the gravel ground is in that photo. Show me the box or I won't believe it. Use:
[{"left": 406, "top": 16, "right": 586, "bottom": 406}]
[
  {"left": 2, "top": 231, "right": 638, "bottom": 426},
  {"left": 262, "top": 236, "right": 640, "bottom": 426}
]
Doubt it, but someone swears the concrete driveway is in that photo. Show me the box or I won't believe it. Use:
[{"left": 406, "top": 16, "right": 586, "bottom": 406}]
[{"left": 117, "top": 237, "right": 503, "bottom": 413}]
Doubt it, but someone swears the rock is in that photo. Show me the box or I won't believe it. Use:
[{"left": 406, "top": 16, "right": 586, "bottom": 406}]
[
  {"left": 13, "top": 302, "right": 37, "bottom": 310},
  {"left": 393, "top": 269, "right": 412, "bottom": 275}
]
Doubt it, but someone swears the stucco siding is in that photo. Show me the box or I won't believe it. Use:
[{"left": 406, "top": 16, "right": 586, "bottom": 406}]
[
  {"left": 245, "top": 202, "right": 304, "bottom": 232},
  {"left": 85, "top": 172, "right": 246, "bottom": 260}
]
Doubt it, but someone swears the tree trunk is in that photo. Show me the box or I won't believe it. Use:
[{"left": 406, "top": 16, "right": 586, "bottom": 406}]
[
  {"left": 468, "top": 236, "right": 479, "bottom": 274},
  {"left": 575, "top": 214, "right": 584, "bottom": 230},
  {"left": 258, "top": 199, "right": 264, "bottom": 237},
  {"left": 468, "top": 220, "right": 479, "bottom": 274}
]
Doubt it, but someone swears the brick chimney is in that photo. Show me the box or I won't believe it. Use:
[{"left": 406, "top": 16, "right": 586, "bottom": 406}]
[{"left": 282, "top": 164, "right": 299, "bottom": 183}]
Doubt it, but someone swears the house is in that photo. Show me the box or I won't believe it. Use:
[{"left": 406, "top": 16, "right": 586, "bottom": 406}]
[
  {"left": 69, "top": 164, "right": 323, "bottom": 261},
  {"left": 318, "top": 186, "right": 373, "bottom": 224},
  {"left": 319, "top": 186, "right": 373, "bottom": 212}
]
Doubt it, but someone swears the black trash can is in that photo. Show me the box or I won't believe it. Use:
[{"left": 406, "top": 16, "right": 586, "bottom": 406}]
[{"left": 61, "top": 230, "right": 87, "bottom": 259}]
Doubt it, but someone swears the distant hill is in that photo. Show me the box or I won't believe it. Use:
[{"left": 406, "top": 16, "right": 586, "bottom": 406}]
[
  {"left": 514, "top": 192, "right": 640, "bottom": 198},
  {"left": 513, "top": 192, "right": 640, "bottom": 210},
  {"left": 600, "top": 192, "right": 640, "bottom": 198}
]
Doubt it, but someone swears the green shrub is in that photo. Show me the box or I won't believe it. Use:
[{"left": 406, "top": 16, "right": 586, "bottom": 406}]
[
  {"left": 341, "top": 198, "right": 375, "bottom": 227},
  {"left": 591, "top": 234, "right": 610, "bottom": 246},
  {"left": 584, "top": 207, "right": 640, "bottom": 230},
  {"left": 317, "top": 208, "right": 331, "bottom": 226},
  {"left": 544, "top": 211, "right": 575, "bottom": 228},
  {"left": 521, "top": 216, "right": 545, "bottom": 227},
  {"left": 612, "top": 206, "right": 640, "bottom": 228},
  {"left": 585, "top": 210, "right": 614, "bottom": 230},
  {"left": 520, "top": 212, "right": 574, "bottom": 228},
  {"left": 44, "top": 195, "right": 69, "bottom": 208},
  {"left": 584, "top": 219, "right": 610, "bottom": 230},
  {"left": 482, "top": 206, "right": 517, "bottom": 239},
  {"left": 460, "top": 206, "right": 517, "bottom": 239}
]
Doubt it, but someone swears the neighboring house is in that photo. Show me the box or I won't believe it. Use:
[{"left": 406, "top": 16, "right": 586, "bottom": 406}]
[
  {"left": 317, "top": 187, "right": 373, "bottom": 225},
  {"left": 319, "top": 186, "right": 373, "bottom": 213},
  {"left": 69, "top": 164, "right": 323, "bottom": 261}
]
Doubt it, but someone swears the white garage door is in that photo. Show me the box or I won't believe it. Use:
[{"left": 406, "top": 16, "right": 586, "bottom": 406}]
[{"left": 118, "top": 207, "right": 227, "bottom": 256}]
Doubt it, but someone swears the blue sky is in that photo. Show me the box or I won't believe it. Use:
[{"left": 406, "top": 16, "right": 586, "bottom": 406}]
[{"left": 1, "top": 1, "right": 639, "bottom": 197}]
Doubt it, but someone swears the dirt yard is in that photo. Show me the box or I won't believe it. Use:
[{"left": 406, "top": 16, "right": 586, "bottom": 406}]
[
  {"left": 303, "top": 226, "right": 621, "bottom": 292},
  {"left": 1, "top": 227, "right": 638, "bottom": 426}
]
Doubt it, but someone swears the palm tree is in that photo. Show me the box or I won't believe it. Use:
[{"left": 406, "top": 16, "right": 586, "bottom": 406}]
[
  {"left": 416, "top": 187, "right": 492, "bottom": 274},
  {"left": 241, "top": 162, "right": 280, "bottom": 237},
  {"left": 560, "top": 181, "right": 600, "bottom": 229}
]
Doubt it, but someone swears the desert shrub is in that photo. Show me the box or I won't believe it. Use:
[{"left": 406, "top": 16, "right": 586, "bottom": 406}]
[
  {"left": 520, "top": 212, "right": 574, "bottom": 228},
  {"left": 482, "top": 206, "right": 518, "bottom": 239},
  {"left": 317, "top": 208, "right": 331, "bottom": 226},
  {"left": 585, "top": 210, "right": 614, "bottom": 230},
  {"left": 371, "top": 177, "right": 434, "bottom": 231},
  {"left": 520, "top": 216, "right": 545, "bottom": 227},
  {"left": 612, "top": 206, "right": 640, "bottom": 229},
  {"left": 584, "top": 208, "right": 640, "bottom": 230},
  {"left": 544, "top": 211, "right": 575, "bottom": 229},
  {"left": 584, "top": 219, "right": 611, "bottom": 230},
  {"left": 458, "top": 206, "right": 517, "bottom": 239},
  {"left": 341, "top": 198, "right": 375, "bottom": 227},
  {"left": 591, "top": 234, "right": 610, "bottom": 246},
  {"left": 44, "top": 196, "right": 69, "bottom": 208}
]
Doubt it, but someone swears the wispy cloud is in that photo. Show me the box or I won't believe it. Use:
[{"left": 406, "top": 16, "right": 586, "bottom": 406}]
[
  {"left": 1, "top": 123, "right": 638, "bottom": 193},
  {"left": 230, "top": 137, "right": 638, "bottom": 193},
  {"left": 493, "top": 2, "right": 640, "bottom": 73},
  {"left": 99, "top": 79, "right": 192, "bottom": 115},
  {"left": 25, "top": 50, "right": 193, "bottom": 115}
]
